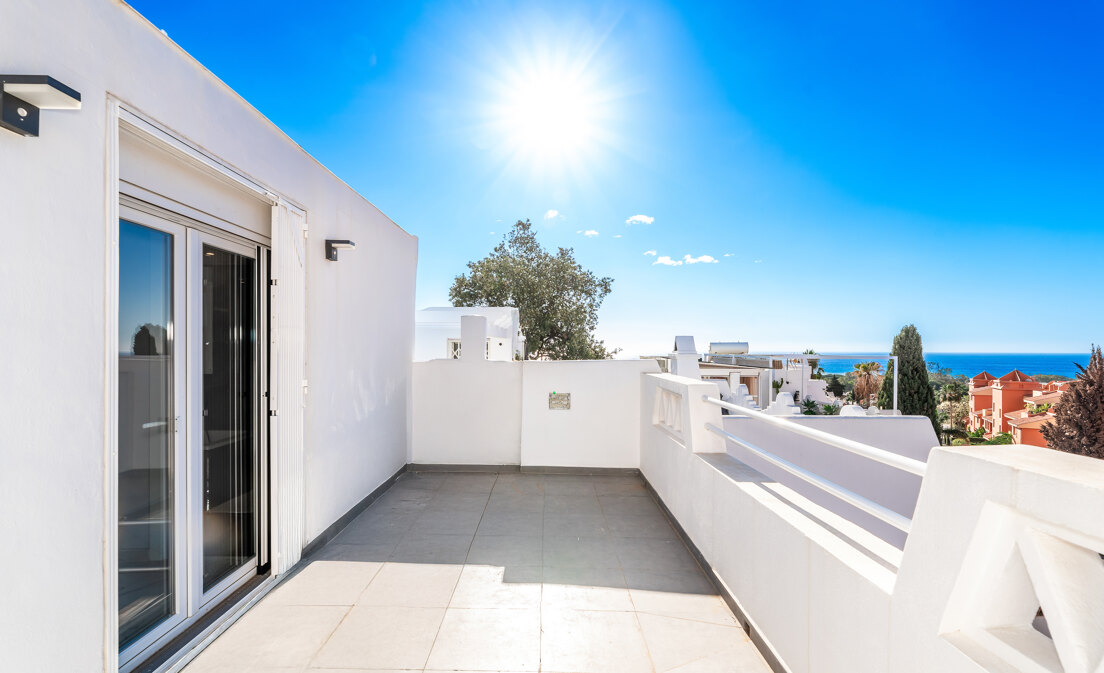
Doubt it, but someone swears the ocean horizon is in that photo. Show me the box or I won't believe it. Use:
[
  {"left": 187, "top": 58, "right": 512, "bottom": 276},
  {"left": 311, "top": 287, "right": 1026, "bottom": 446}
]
[{"left": 818, "top": 352, "right": 1090, "bottom": 379}]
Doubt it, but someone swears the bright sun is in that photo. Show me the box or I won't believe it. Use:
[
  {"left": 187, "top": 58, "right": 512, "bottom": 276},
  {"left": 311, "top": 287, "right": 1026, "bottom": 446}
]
[{"left": 499, "top": 67, "right": 601, "bottom": 164}]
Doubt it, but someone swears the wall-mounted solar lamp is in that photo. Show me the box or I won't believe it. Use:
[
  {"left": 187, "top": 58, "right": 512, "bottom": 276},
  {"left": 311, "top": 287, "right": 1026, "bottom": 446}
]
[
  {"left": 1, "top": 75, "right": 81, "bottom": 137},
  {"left": 325, "top": 240, "right": 356, "bottom": 262}
]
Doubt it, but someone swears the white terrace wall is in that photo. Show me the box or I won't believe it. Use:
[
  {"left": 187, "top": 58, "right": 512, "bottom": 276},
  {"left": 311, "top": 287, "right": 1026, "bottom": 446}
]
[
  {"left": 641, "top": 373, "right": 1104, "bottom": 673},
  {"left": 0, "top": 2, "right": 415, "bottom": 671},
  {"left": 722, "top": 415, "right": 937, "bottom": 547},
  {"left": 411, "top": 359, "right": 659, "bottom": 467}
]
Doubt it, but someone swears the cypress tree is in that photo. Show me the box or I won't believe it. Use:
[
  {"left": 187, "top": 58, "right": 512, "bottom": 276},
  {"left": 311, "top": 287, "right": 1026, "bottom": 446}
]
[
  {"left": 877, "top": 324, "right": 939, "bottom": 434},
  {"left": 825, "top": 375, "right": 845, "bottom": 398},
  {"left": 1041, "top": 346, "right": 1104, "bottom": 459}
]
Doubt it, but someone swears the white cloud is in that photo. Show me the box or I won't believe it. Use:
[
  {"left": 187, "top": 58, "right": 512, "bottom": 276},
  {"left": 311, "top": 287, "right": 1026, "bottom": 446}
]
[
  {"left": 643, "top": 250, "right": 657, "bottom": 256},
  {"left": 583, "top": 230, "right": 599, "bottom": 237},
  {"left": 684, "top": 254, "right": 719, "bottom": 264},
  {"left": 653, "top": 255, "right": 683, "bottom": 266},
  {"left": 544, "top": 209, "right": 559, "bottom": 219},
  {"left": 723, "top": 253, "right": 734, "bottom": 257},
  {"left": 576, "top": 230, "right": 583, "bottom": 234},
  {"left": 613, "top": 234, "right": 623, "bottom": 238},
  {"left": 754, "top": 259, "right": 763, "bottom": 264},
  {"left": 625, "top": 214, "right": 655, "bottom": 226}
]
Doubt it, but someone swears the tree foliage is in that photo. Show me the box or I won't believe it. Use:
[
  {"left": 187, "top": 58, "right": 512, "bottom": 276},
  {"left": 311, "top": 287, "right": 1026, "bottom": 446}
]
[
  {"left": 449, "top": 220, "right": 617, "bottom": 360},
  {"left": 1041, "top": 346, "right": 1104, "bottom": 459},
  {"left": 877, "top": 324, "right": 939, "bottom": 434},
  {"left": 825, "top": 375, "right": 845, "bottom": 398},
  {"left": 850, "top": 361, "right": 883, "bottom": 407}
]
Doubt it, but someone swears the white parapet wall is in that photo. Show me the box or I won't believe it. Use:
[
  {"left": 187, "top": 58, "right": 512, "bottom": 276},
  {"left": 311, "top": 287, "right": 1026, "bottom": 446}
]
[
  {"left": 640, "top": 372, "right": 1104, "bottom": 673},
  {"left": 411, "top": 359, "right": 660, "bottom": 467},
  {"left": 721, "top": 414, "right": 937, "bottom": 547}
]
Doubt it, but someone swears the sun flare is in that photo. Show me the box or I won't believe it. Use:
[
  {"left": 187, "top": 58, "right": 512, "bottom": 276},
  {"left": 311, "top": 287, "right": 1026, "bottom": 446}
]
[{"left": 499, "top": 67, "right": 601, "bottom": 164}]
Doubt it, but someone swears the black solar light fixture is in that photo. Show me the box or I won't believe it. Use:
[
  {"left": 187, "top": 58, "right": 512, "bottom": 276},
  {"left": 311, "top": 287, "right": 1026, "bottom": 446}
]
[
  {"left": 1, "top": 75, "right": 81, "bottom": 137},
  {"left": 325, "top": 240, "right": 356, "bottom": 261}
]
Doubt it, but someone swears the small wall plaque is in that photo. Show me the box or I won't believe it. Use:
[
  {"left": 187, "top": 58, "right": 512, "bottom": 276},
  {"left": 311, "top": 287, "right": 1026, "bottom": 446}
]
[{"left": 548, "top": 392, "right": 571, "bottom": 410}]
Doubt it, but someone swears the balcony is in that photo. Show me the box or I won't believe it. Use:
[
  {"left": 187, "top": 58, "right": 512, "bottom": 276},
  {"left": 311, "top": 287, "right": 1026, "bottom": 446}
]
[
  {"left": 182, "top": 471, "right": 772, "bottom": 672},
  {"left": 180, "top": 366, "right": 1104, "bottom": 673}
]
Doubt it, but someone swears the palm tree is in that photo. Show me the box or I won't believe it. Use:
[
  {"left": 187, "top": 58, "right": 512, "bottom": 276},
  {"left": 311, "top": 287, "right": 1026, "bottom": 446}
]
[{"left": 851, "top": 361, "right": 883, "bottom": 408}]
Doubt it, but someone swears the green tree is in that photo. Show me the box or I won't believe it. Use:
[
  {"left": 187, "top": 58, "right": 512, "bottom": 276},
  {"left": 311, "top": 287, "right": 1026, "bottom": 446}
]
[
  {"left": 851, "top": 361, "right": 883, "bottom": 407},
  {"left": 825, "top": 375, "right": 845, "bottom": 398},
  {"left": 940, "top": 381, "right": 968, "bottom": 403},
  {"left": 1041, "top": 346, "right": 1104, "bottom": 459},
  {"left": 449, "top": 220, "right": 617, "bottom": 360},
  {"left": 877, "top": 324, "right": 939, "bottom": 434}
]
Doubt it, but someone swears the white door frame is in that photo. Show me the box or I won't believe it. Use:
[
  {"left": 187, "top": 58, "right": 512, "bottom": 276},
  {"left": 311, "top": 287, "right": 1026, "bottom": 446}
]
[
  {"left": 108, "top": 99, "right": 306, "bottom": 673},
  {"left": 115, "top": 208, "right": 190, "bottom": 670},
  {"left": 186, "top": 230, "right": 262, "bottom": 616}
]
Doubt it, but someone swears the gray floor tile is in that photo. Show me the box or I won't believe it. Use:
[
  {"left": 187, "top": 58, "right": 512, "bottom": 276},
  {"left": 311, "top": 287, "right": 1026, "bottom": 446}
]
[
  {"left": 477, "top": 510, "right": 543, "bottom": 536},
  {"left": 600, "top": 494, "right": 661, "bottom": 516},
  {"left": 539, "top": 475, "right": 599, "bottom": 495},
  {"left": 543, "top": 535, "right": 621, "bottom": 569},
  {"left": 390, "top": 532, "right": 473, "bottom": 564},
  {"left": 467, "top": 534, "right": 543, "bottom": 566},
  {"left": 424, "top": 491, "right": 491, "bottom": 512},
  {"left": 545, "top": 494, "right": 603, "bottom": 515},
  {"left": 543, "top": 513, "right": 610, "bottom": 537},
  {"left": 309, "top": 542, "right": 396, "bottom": 563},
  {"left": 409, "top": 509, "right": 484, "bottom": 536},
  {"left": 622, "top": 568, "right": 716, "bottom": 594},
  {"left": 605, "top": 512, "right": 677, "bottom": 539},
  {"left": 485, "top": 493, "right": 545, "bottom": 514},
  {"left": 439, "top": 473, "right": 499, "bottom": 493},
  {"left": 615, "top": 537, "right": 700, "bottom": 572},
  {"left": 492, "top": 474, "right": 546, "bottom": 496}
]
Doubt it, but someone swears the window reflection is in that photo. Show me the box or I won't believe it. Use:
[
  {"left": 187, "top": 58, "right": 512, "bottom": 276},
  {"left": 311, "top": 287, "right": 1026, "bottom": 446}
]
[{"left": 118, "top": 221, "right": 175, "bottom": 648}]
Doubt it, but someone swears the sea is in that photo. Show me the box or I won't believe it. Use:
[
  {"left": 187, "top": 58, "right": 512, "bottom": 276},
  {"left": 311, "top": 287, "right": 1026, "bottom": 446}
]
[{"left": 818, "top": 353, "right": 1090, "bottom": 380}]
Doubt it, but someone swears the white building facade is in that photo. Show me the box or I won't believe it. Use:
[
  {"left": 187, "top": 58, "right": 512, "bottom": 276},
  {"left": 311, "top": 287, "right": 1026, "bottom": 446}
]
[
  {"left": 1, "top": 3, "right": 416, "bottom": 671},
  {"left": 414, "top": 306, "right": 524, "bottom": 362}
]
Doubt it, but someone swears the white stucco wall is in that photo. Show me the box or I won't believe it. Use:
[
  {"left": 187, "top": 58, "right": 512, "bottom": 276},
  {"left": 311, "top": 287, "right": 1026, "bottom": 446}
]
[
  {"left": 721, "top": 415, "right": 937, "bottom": 547},
  {"left": 410, "top": 359, "right": 659, "bottom": 468},
  {"left": 0, "top": 2, "right": 415, "bottom": 670},
  {"left": 410, "top": 360, "right": 523, "bottom": 465},
  {"left": 639, "top": 374, "right": 897, "bottom": 673},
  {"left": 520, "top": 360, "right": 659, "bottom": 468}
]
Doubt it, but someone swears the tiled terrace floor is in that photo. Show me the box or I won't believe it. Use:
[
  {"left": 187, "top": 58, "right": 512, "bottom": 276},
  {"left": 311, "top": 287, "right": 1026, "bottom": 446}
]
[{"left": 184, "top": 471, "right": 772, "bottom": 673}]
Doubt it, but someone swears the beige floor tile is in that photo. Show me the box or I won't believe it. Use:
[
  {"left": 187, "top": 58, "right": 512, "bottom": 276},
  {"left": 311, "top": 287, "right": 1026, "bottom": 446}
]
[
  {"left": 266, "top": 560, "right": 382, "bottom": 606},
  {"left": 425, "top": 608, "right": 541, "bottom": 672},
  {"left": 540, "top": 608, "right": 654, "bottom": 673},
  {"left": 187, "top": 604, "right": 347, "bottom": 670},
  {"left": 311, "top": 605, "right": 445, "bottom": 670},
  {"left": 637, "top": 612, "right": 762, "bottom": 672},
  {"left": 357, "top": 562, "right": 462, "bottom": 607},
  {"left": 450, "top": 564, "right": 541, "bottom": 609},
  {"left": 629, "top": 588, "right": 736, "bottom": 626}
]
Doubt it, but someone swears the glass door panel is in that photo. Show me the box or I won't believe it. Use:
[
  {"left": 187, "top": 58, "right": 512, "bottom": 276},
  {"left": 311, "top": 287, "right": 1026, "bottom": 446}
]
[
  {"left": 200, "top": 243, "right": 257, "bottom": 592},
  {"left": 118, "top": 220, "right": 178, "bottom": 648}
]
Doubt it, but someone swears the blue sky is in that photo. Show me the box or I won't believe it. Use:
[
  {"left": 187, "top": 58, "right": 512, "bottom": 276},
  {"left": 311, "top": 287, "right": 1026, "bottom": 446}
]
[{"left": 130, "top": 0, "right": 1103, "bottom": 356}]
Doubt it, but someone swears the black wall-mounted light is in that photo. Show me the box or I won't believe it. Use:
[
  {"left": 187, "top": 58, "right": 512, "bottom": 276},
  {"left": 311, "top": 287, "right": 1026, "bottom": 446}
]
[
  {"left": 325, "top": 240, "right": 356, "bottom": 261},
  {"left": 1, "top": 75, "right": 81, "bottom": 137}
]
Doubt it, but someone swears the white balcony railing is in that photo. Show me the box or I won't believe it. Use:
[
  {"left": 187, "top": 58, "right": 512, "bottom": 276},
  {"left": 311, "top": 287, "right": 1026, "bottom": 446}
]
[{"left": 702, "top": 395, "right": 924, "bottom": 533}]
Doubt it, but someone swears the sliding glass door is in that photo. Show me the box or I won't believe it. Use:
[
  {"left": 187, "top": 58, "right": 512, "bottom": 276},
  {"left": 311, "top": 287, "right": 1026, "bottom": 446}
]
[
  {"left": 118, "top": 206, "right": 265, "bottom": 669},
  {"left": 191, "top": 232, "right": 259, "bottom": 602},
  {"left": 118, "top": 218, "right": 187, "bottom": 652}
]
